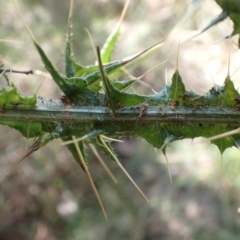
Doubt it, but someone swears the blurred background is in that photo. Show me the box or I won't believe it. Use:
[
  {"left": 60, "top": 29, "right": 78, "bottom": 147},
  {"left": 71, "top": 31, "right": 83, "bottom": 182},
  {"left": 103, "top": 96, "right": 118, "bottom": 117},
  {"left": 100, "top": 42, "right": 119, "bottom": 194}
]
[{"left": 1, "top": 0, "right": 240, "bottom": 239}]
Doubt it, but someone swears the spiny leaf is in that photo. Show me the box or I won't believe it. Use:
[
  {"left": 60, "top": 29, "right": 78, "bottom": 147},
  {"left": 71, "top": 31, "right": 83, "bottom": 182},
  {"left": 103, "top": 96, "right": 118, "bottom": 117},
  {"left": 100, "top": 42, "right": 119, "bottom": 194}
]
[
  {"left": 34, "top": 38, "right": 100, "bottom": 105},
  {"left": 77, "top": 40, "right": 165, "bottom": 91},
  {"left": 33, "top": 29, "right": 165, "bottom": 99},
  {"left": 0, "top": 121, "right": 44, "bottom": 138},
  {"left": 6, "top": 0, "right": 240, "bottom": 219},
  {"left": 222, "top": 75, "right": 239, "bottom": 105}
]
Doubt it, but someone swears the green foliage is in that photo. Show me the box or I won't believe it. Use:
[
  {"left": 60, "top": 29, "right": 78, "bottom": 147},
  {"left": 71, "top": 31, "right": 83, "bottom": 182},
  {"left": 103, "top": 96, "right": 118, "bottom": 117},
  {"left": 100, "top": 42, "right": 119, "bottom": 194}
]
[
  {"left": 0, "top": 83, "right": 36, "bottom": 107},
  {"left": 1, "top": 0, "right": 240, "bottom": 220},
  {"left": 1, "top": 0, "right": 240, "bottom": 164}
]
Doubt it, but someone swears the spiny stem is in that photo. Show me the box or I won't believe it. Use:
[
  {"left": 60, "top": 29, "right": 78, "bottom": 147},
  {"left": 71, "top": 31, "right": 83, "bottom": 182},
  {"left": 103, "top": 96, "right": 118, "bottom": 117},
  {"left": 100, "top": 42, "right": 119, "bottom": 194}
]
[{"left": 2, "top": 106, "right": 240, "bottom": 124}]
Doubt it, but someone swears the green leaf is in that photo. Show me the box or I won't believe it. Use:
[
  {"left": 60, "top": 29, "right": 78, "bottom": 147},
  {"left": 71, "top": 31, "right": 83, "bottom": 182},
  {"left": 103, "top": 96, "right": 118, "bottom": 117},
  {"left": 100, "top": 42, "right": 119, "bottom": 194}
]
[
  {"left": 0, "top": 83, "right": 36, "bottom": 107},
  {"left": 0, "top": 121, "right": 44, "bottom": 138},
  {"left": 168, "top": 69, "right": 186, "bottom": 105},
  {"left": 222, "top": 75, "right": 239, "bottom": 106},
  {"left": 112, "top": 79, "right": 136, "bottom": 91},
  {"left": 101, "top": 28, "right": 121, "bottom": 63}
]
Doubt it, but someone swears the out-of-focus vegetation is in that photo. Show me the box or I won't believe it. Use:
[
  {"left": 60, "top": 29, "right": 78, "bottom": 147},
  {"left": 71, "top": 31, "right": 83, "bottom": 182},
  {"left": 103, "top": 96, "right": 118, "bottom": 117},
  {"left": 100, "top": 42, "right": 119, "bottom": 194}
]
[{"left": 1, "top": 0, "right": 240, "bottom": 239}]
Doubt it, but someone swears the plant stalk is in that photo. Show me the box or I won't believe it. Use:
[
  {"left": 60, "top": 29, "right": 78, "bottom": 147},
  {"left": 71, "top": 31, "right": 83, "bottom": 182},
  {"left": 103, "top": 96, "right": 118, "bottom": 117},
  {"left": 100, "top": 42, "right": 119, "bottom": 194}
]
[{"left": 1, "top": 105, "right": 240, "bottom": 124}]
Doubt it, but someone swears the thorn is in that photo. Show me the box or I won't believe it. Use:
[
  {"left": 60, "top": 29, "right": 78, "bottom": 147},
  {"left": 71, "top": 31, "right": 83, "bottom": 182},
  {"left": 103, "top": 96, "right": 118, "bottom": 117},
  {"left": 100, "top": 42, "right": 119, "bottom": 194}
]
[
  {"left": 137, "top": 59, "right": 168, "bottom": 81},
  {"left": 207, "top": 127, "right": 240, "bottom": 142},
  {"left": 85, "top": 28, "right": 98, "bottom": 62},
  {"left": 164, "top": 153, "right": 172, "bottom": 184},
  {"left": 71, "top": 136, "right": 108, "bottom": 220},
  {"left": 160, "top": 140, "right": 172, "bottom": 184},
  {"left": 0, "top": 137, "right": 41, "bottom": 183},
  {"left": 176, "top": 39, "right": 181, "bottom": 70},
  {"left": 12, "top": 0, "right": 39, "bottom": 44},
  {"left": 96, "top": 46, "right": 116, "bottom": 117},
  {"left": 116, "top": 0, "right": 130, "bottom": 29},
  {"left": 67, "top": 0, "right": 74, "bottom": 44},
  {"left": 62, "top": 130, "right": 103, "bottom": 146},
  {"left": 89, "top": 144, "right": 118, "bottom": 184},
  {"left": 181, "top": 11, "right": 228, "bottom": 46},
  {"left": 98, "top": 135, "right": 149, "bottom": 202}
]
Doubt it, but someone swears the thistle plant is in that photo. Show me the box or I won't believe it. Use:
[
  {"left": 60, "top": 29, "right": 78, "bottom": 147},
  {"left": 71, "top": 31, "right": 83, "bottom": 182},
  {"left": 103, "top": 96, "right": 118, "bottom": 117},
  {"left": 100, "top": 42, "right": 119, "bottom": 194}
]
[{"left": 0, "top": 0, "right": 240, "bottom": 220}]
